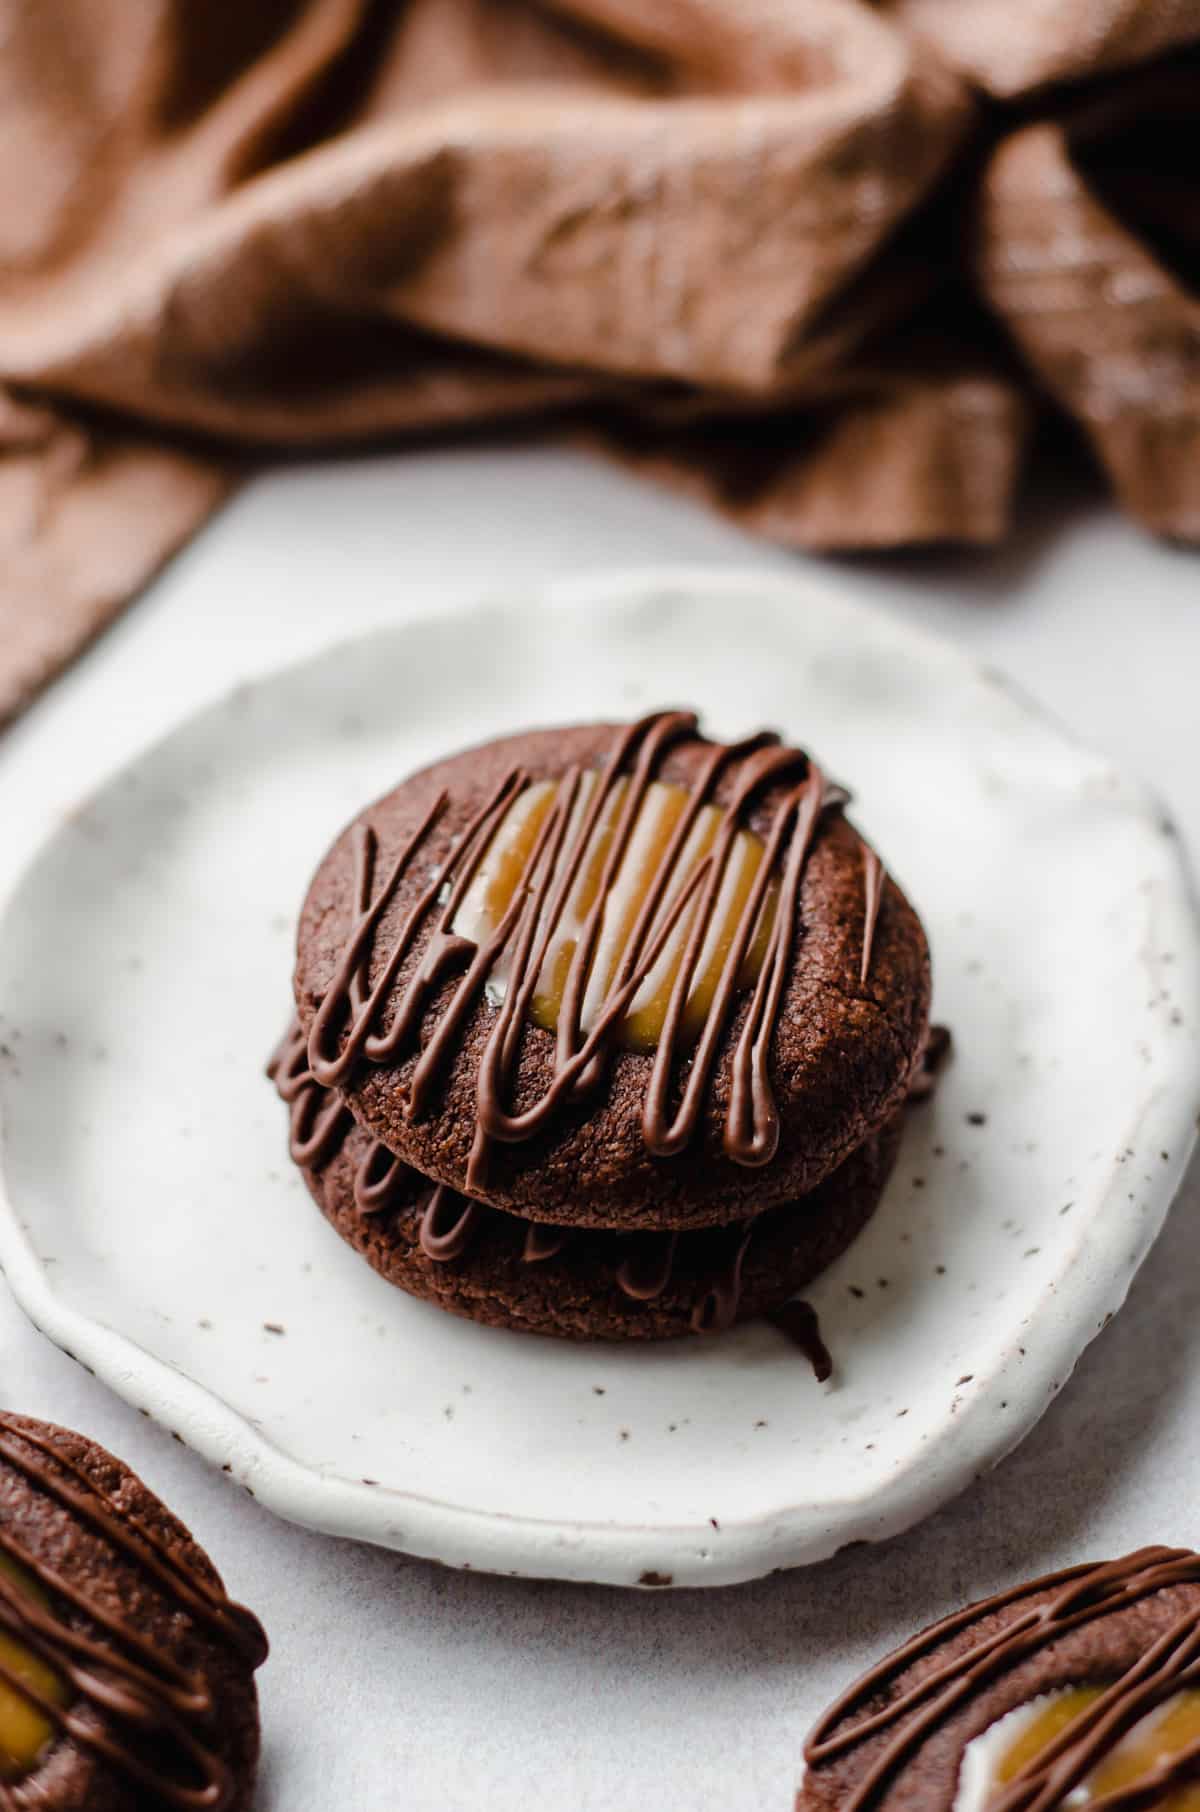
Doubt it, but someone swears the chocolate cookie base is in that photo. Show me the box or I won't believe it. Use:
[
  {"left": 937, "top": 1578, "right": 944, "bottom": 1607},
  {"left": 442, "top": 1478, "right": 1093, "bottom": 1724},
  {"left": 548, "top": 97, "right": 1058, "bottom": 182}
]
[
  {"left": 0, "top": 1414, "right": 265, "bottom": 1812},
  {"left": 799, "top": 1547, "right": 1200, "bottom": 1812},
  {"left": 292, "top": 1102, "right": 903, "bottom": 1341}
]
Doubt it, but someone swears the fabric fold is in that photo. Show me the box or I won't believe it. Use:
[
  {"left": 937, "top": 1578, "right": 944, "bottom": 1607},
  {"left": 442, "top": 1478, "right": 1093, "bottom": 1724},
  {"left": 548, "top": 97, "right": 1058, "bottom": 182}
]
[
  {"left": 887, "top": 0, "right": 1200, "bottom": 99},
  {"left": 0, "top": 393, "right": 229, "bottom": 725},
  {"left": 978, "top": 67, "right": 1200, "bottom": 541},
  {"left": 0, "top": 0, "right": 1196, "bottom": 724}
]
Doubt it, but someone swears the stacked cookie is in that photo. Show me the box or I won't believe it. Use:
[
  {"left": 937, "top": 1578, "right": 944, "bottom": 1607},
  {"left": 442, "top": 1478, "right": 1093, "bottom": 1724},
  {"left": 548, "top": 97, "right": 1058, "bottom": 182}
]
[{"left": 273, "top": 712, "right": 931, "bottom": 1340}]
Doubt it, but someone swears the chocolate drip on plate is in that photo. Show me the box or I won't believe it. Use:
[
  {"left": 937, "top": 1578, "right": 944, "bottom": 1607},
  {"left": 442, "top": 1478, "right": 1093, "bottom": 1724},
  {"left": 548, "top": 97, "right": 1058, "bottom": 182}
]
[
  {"left": 305, "top": 712, "right": 886, "bottom": 1192},
  {"left": 0, "top": 1415, "right": 266, "bottom": 1809},
  {"left": 766, "top": 1300, "right": 833, "bottom": 1382},
  {"left": 805, "top": 1546, "right": 1200, "bottom": 1812}
]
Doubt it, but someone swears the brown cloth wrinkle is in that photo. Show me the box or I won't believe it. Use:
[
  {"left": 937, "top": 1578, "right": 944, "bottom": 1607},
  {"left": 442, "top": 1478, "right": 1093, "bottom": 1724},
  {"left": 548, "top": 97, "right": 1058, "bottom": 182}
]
[
  {"left": 1, "top": 0, "right": 1198, "bottom": 726},
  {"left": 977, "top": 65, "right": 1200, "bottom": 541}
]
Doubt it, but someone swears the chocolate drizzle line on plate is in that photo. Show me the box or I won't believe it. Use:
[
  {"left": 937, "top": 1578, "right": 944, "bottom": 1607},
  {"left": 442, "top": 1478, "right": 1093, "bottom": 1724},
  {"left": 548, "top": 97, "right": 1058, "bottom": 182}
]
[
  {"left": 805, "top": 1545, "right": 1200, "bottom": 1812},
  {"left": 306, "top": 711, "right": 886, "bottom": 1192},
  {"left": 0, "top": 1414, "right": 267, "bottom": 1809}
]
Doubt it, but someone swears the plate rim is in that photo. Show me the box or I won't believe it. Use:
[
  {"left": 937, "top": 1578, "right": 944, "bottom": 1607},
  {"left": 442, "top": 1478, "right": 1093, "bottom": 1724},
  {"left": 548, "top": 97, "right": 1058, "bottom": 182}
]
[{"left": 1, "top": 562, "right": 1198, "bottom": 1589}]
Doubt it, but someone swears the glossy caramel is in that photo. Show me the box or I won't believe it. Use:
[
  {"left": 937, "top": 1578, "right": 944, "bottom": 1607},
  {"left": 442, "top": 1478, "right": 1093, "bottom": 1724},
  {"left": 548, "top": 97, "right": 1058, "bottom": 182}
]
[
  {"left": 995, "top": 1684, "right": 1200, "bottom": 1807},
  {"left": 453, "top": 776, "right": 777, "bottom": 1052},
  {"left": 0, "top": 1551, "right": 67, "bottom": 1777}
]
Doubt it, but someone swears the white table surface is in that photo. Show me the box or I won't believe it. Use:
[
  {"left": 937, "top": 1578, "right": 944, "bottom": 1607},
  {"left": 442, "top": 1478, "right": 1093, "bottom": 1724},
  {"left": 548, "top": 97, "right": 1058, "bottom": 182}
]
[{"left": 1, "top": 444, "right": 1197, "bottom": 1810}]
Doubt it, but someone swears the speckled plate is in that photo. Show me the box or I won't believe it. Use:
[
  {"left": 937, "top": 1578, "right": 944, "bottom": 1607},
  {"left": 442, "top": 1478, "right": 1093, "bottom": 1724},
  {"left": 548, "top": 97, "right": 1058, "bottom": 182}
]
[{"left": 0, "top": 569, "right": 1197, "bottom": 1588}]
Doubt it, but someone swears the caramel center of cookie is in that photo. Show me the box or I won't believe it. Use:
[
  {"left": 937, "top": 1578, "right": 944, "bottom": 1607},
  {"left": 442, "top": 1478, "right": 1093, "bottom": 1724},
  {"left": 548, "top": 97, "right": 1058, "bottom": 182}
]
[
  {"left": 0, "top": 1552, "right": 68, "bottom": 1778},
  {"left": 453, "top": 775, "right": 777, "bottom": 1052},
  {"left": 968, "top": 1685, "right": 1200, "bottom": 1808}
]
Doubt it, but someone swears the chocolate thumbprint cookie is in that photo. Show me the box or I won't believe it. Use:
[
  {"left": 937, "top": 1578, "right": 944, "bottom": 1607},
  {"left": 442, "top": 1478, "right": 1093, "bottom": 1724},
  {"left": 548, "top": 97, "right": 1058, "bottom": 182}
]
[
  {"left": 0, "top": 1413, "right": 266, "bottom": 1810},
  {"left": 800, "top": 1545, "right": 1200, "bottom": 1810},
  {"left": 278, "top": 712, "right": 932, "bottom": 1340}
]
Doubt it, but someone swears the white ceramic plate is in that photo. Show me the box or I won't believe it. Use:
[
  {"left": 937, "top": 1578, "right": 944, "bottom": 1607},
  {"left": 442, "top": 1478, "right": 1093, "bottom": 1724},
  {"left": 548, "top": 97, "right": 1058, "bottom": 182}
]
[{"left": 0, "top": 569, "right": 1197, "bottom": 1589}]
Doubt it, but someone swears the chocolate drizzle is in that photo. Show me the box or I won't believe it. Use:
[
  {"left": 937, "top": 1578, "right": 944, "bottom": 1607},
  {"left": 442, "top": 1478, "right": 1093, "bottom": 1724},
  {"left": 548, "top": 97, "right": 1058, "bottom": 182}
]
[
  {"left": 352, "top": 1138, "right": 408, "bottom": 1217},
  {"left": 267, "top": 1020, "right": 351, "bottom": 1171},
  {"left": 615, "top": 1232, "right": 680, "bottom": 1302},
  {"left": 860, "top": 848, "right": 884, "bottom": 988},
  {"left": 521, "top": 1223, "right": 571, "bottom": 1264},
  {"left": 269, "top": 1022, "right": 770, "bottom": 1323},
  {"left": 805, "top": 1545, "right": 1200, "bottom": 1811},
  {"left": 766, "top": 1300, "right": 833, "bottom": 1382},
  {"left": 417, "top": 1187, "right": 478, "bottom": 1261},
  {"left": 269, "top": 1022, "right": 421, "bottom": 1223},
  {"left": 0, "top": 1415, "right": 267, "bottom": 1808},
  {"left": 305, "top": 712, "right": 886, "bottom": 1193},
  {"left": 689, "top": 1226, "right": 753, "bottom": 1333}
]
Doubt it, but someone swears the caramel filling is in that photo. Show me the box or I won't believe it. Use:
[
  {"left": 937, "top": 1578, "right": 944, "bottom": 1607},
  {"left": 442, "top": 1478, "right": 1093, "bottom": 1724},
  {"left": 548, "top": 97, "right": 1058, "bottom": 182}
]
[
  {"left": 991, "top": 1685, "right": 1200, "bottom": 1807},
  {"left": 452, "top": 776, "right": 778, "bottom": 1053},
  {"left": 0, "top": 1553, "right": 67, "bottom": 1778}
]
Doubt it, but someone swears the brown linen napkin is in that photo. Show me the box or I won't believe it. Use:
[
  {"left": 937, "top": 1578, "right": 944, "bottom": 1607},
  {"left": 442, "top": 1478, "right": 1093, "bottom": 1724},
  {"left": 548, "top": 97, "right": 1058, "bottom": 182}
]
[
  {"left": 978, "top": 65, "right": 1200, "bottom": 540},
  {"left": 1, "top": 0, "right": 1198, "bottom": 726},
  {"left": 0, "top": 395, "right": 230, "bottom": 725}
]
